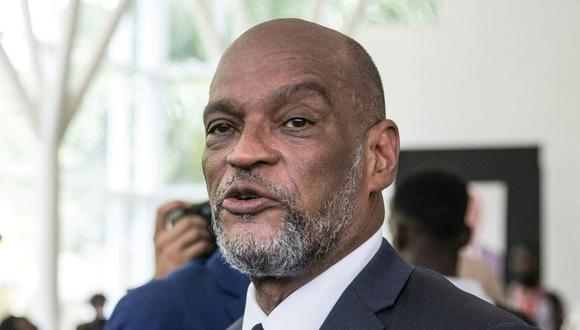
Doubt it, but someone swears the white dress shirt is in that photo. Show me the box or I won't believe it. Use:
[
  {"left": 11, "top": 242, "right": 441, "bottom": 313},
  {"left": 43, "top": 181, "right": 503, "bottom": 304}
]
[{"left": 242, "top": 229, "right": 383, "bottom": 330}]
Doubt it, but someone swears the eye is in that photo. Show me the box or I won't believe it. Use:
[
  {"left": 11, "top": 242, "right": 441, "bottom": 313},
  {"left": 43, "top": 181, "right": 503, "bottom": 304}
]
[
  {"left": 284, "top": 118, "right": 311, "bottom": 129},
  {"left": 207, "top": 122, "right": 233, "bottom": 135}
]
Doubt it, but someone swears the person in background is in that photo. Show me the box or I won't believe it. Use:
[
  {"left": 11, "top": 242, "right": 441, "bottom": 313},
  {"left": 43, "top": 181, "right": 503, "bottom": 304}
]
[
  {"left": 459, "top": 191, "right": 509, "bottom": 305},
  {"left": 76, "top": 293, "right": 107, "bottom": 330},
  {"left": 458, "top": 247, "right": 508, "bottom": 305},
  {"left": 106, "top": 201, "right": 249, "bottom": 330},
  {"left": 153, "top": 200, "right": 216, "bottom": 278},
  {"left": 508, "top": 243, "right": 565, "bottom": 330},
  {"left": 0, "top": 315, "right": 37, "bottom": 330},
  {"left": 546, "top": 292, "right": 566, "bottom": 330},
  {"left": 389, "top": 169, "right": 494, "bottom": 303}
]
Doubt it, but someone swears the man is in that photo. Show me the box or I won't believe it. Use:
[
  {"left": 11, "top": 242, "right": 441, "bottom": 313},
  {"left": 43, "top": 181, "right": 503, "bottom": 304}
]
[
  {"left": 106, "top": 201, "right": 249, "bottom": 330},
  {"left": 203, "top": 18, "right": 534, "bottom": 330},
  {"left": 388, "top": 169, "right": 493, "bottom": 303},
  {"left": 0, "top": 315, "right": 38, "bottom": 330},
  {"left": 76, "top": 293, "right": 108, "bottom": 330}
]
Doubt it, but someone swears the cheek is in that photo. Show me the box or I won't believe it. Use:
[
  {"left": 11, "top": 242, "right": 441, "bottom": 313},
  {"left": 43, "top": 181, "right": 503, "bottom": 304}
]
[
  {"left": 202, "top": 150, "right": 226, "bottom": 197},
  {"left": 286, "top": 144, "right": 352, "bottom": 208}
]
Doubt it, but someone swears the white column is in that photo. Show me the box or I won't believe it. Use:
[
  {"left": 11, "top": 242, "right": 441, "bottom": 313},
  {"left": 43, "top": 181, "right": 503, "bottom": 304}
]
[
  {"left": 37, "top": 133, "right": 60, "bottom": 330},
  {"left": 130, "top": 0, "right": 168, "bottom": 283}
]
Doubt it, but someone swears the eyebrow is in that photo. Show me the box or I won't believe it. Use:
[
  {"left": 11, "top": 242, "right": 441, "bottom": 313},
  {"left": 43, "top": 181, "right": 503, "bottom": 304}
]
[
  {"left": 203, "top": 99, "right": 236, "bottom": 122},
  {"left": 203, "top": 80, "right": 333, "bottom": 121},
  {"left": 272, "top": 81, "right": 333, "bottom": 108}
]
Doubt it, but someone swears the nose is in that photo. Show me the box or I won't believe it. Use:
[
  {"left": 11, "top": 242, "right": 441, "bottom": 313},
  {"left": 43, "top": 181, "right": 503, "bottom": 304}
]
[{"left": 226, "top": 126, "right": 280, "bottom": 169}]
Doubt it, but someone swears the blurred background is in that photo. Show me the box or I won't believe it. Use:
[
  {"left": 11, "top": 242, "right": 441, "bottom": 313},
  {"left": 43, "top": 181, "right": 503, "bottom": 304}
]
[{"left": 0, "top": 0, "right": 578, "bottom": 329}]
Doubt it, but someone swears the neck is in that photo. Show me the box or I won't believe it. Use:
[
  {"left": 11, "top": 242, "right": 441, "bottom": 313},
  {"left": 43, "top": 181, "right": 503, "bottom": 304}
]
[
  {"left": 414, "top": 253, "right": 458, "bottom": 276},
  {"left": 406, "top": 243, "right": 459, "bottom": 277},
  {"left": 252, "top": 265, "right": 324, "bottom": 314},
  {"left": 252, "top": 236, "right": 365, "bottom": 314}
]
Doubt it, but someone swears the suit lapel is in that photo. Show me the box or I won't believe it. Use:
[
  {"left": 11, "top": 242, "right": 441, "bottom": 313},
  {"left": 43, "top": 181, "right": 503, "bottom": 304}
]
[
  {"left": 321, "top": 239, "right": 414, "bottom": 330},
  {"left": 225, "top": 295, "right": 246, "bottom": 323},
  {"left": 320, "top": 288, "right": 386, "bottom": 330}
]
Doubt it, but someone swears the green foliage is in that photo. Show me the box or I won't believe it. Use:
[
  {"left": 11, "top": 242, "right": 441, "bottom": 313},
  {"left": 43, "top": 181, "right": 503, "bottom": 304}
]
[
  {"left": 243, "top": 0, "right": 438, "bottom": 27},
  {"left": 246, "top": 0, "right": 311, "bottom": 24},
  {"left": 365, "top": 0, "right": 439, "bottom": 23},
  {"left": 164, "top": 77, "right": 210, "bottom": 184},
  {"left": 169, "top": 0, "right": 207, "bottom": 61},
  {"left": 77, "top": 3, "right": 110, "bottom": 45}
]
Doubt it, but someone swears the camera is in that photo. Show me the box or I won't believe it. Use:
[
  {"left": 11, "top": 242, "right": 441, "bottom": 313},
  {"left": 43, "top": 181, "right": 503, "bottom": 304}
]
[{"left": 165, "top": 201, "right": 212, "bottom": 229}]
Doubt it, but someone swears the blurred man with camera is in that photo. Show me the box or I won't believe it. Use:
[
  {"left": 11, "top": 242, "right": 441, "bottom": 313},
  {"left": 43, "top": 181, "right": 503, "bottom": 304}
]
[
  {"left": 106, "top": 201, "right": 248, "bottom": 330},
  {"left": 153, "top": 200, "right": 216, "bottom": 279}
]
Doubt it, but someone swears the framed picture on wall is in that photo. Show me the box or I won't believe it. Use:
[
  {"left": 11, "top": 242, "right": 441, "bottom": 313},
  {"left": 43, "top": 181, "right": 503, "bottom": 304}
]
[{"left": 395, "top": 147, "right": 541, "bottom": 283}]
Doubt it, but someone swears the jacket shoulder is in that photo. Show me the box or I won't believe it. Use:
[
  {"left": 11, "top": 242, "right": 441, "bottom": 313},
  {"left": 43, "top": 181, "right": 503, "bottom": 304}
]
[
  {"left": 106, "top": 260, "right": 243, "bottom": 330},
  {"left": 382, "top": 267, "right": 534, "bottom": 330}
]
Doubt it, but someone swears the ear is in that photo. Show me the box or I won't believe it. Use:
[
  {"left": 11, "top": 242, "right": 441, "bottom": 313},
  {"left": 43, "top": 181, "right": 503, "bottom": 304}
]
[{"left": 364, "top": 119, "right": 400, "bottom": 192}]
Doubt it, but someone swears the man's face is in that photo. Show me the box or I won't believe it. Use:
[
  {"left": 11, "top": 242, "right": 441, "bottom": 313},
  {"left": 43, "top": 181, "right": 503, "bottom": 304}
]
[{"left": 202, "top": 34, "right": 365, "bottom": 277}]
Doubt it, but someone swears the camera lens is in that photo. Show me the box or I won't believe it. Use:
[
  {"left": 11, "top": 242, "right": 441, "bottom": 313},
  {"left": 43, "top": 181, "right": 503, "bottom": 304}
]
[{"left": 164, "top": 202, "right": 212, "bottom": 229}]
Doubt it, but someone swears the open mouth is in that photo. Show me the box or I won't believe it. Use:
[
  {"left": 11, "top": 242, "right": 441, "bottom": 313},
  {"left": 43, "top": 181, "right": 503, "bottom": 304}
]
[
  {"left": 222, "top": 183, "right": 279, "bottom": 215},
  {"left": 237, "top": 192, "right": 260, "bottom": 200}
]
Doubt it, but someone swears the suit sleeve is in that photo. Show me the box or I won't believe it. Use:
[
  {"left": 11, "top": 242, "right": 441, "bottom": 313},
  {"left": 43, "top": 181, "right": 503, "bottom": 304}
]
[{"left": 105, "top": 293, "right": 178, "bottom": 330}]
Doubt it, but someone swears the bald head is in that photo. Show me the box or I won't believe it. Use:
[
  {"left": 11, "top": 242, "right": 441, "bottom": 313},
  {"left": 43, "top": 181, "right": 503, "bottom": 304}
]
[{"left": 210, "top": 19, "right": 385, "bottom": 133}]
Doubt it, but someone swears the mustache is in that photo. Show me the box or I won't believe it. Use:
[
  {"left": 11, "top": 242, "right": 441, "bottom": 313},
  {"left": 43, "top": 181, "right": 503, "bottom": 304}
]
[{"left": 214, "top": 171, "right": 295, "bottom": 210}]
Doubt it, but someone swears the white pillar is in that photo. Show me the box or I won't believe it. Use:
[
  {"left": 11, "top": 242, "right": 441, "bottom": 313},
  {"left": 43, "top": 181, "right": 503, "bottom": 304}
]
[
  {"left": 130, "top": 0, "right": 167, "bottom": 282},
  {"left": 37, "top": 134, "right": 60, "bottom": 330}
]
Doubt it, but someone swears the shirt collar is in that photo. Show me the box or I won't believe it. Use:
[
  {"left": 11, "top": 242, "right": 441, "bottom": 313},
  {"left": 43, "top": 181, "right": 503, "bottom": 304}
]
[{"left": 242, "top": 229, "right": 383, "bottom": 330}]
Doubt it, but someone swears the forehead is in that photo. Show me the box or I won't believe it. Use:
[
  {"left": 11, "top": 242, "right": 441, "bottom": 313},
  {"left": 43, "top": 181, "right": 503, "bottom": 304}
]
[{"left": 209, "top": 38, "right": 351, "bottom": 103}]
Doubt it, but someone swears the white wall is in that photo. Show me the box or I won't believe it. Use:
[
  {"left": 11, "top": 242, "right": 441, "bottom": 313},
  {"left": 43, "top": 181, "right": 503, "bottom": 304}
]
[{"left": 356, "top": 0, "right": 580, "bottom": 321}]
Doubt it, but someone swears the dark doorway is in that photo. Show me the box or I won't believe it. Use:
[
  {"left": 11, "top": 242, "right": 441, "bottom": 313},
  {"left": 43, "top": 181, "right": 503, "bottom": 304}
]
[{"left": 397, "top": 147, "right": 541, "bottom": 283}]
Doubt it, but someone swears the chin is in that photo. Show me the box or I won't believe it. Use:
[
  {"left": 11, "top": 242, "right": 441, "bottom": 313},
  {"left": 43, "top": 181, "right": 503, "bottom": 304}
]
[{"left": 224, "top": 215, "right": 283, "bottom": 241}]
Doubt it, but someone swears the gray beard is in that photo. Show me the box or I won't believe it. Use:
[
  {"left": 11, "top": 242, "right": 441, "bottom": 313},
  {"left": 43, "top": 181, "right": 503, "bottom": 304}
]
[{"left": 211, "top": 143, "right": 363, "bottom": 278}]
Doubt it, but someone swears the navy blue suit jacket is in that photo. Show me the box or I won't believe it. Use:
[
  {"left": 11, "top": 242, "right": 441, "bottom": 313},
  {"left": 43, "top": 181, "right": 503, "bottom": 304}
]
[
  {"left": 106, "top": 251, "right": 249, "bottom": 330},
  {"left": 228, "top": 239, "right": 535, "bottom": 330}
]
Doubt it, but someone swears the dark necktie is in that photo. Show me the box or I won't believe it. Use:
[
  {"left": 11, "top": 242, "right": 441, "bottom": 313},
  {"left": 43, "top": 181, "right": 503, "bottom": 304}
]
[{"left": 251, "top": 324, "right": 264, "bottom": 330}]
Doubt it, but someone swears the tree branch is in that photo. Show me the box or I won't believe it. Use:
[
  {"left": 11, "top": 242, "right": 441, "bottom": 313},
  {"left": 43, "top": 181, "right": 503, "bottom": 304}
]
[
  {"left": 0, "top": 41, "right": 38, "bottom": 136},
  {"left": 50, "top": 0, "right": 80, "bottom": 141},
  {"left": 20, "top": 0, "right": 44, "bottom": 94},
  {"left": 61, "top": 0, "right": 131, "bottom": 140},
  {"left": 187, "top": 0, "right": 222, "bottom": 61}
]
